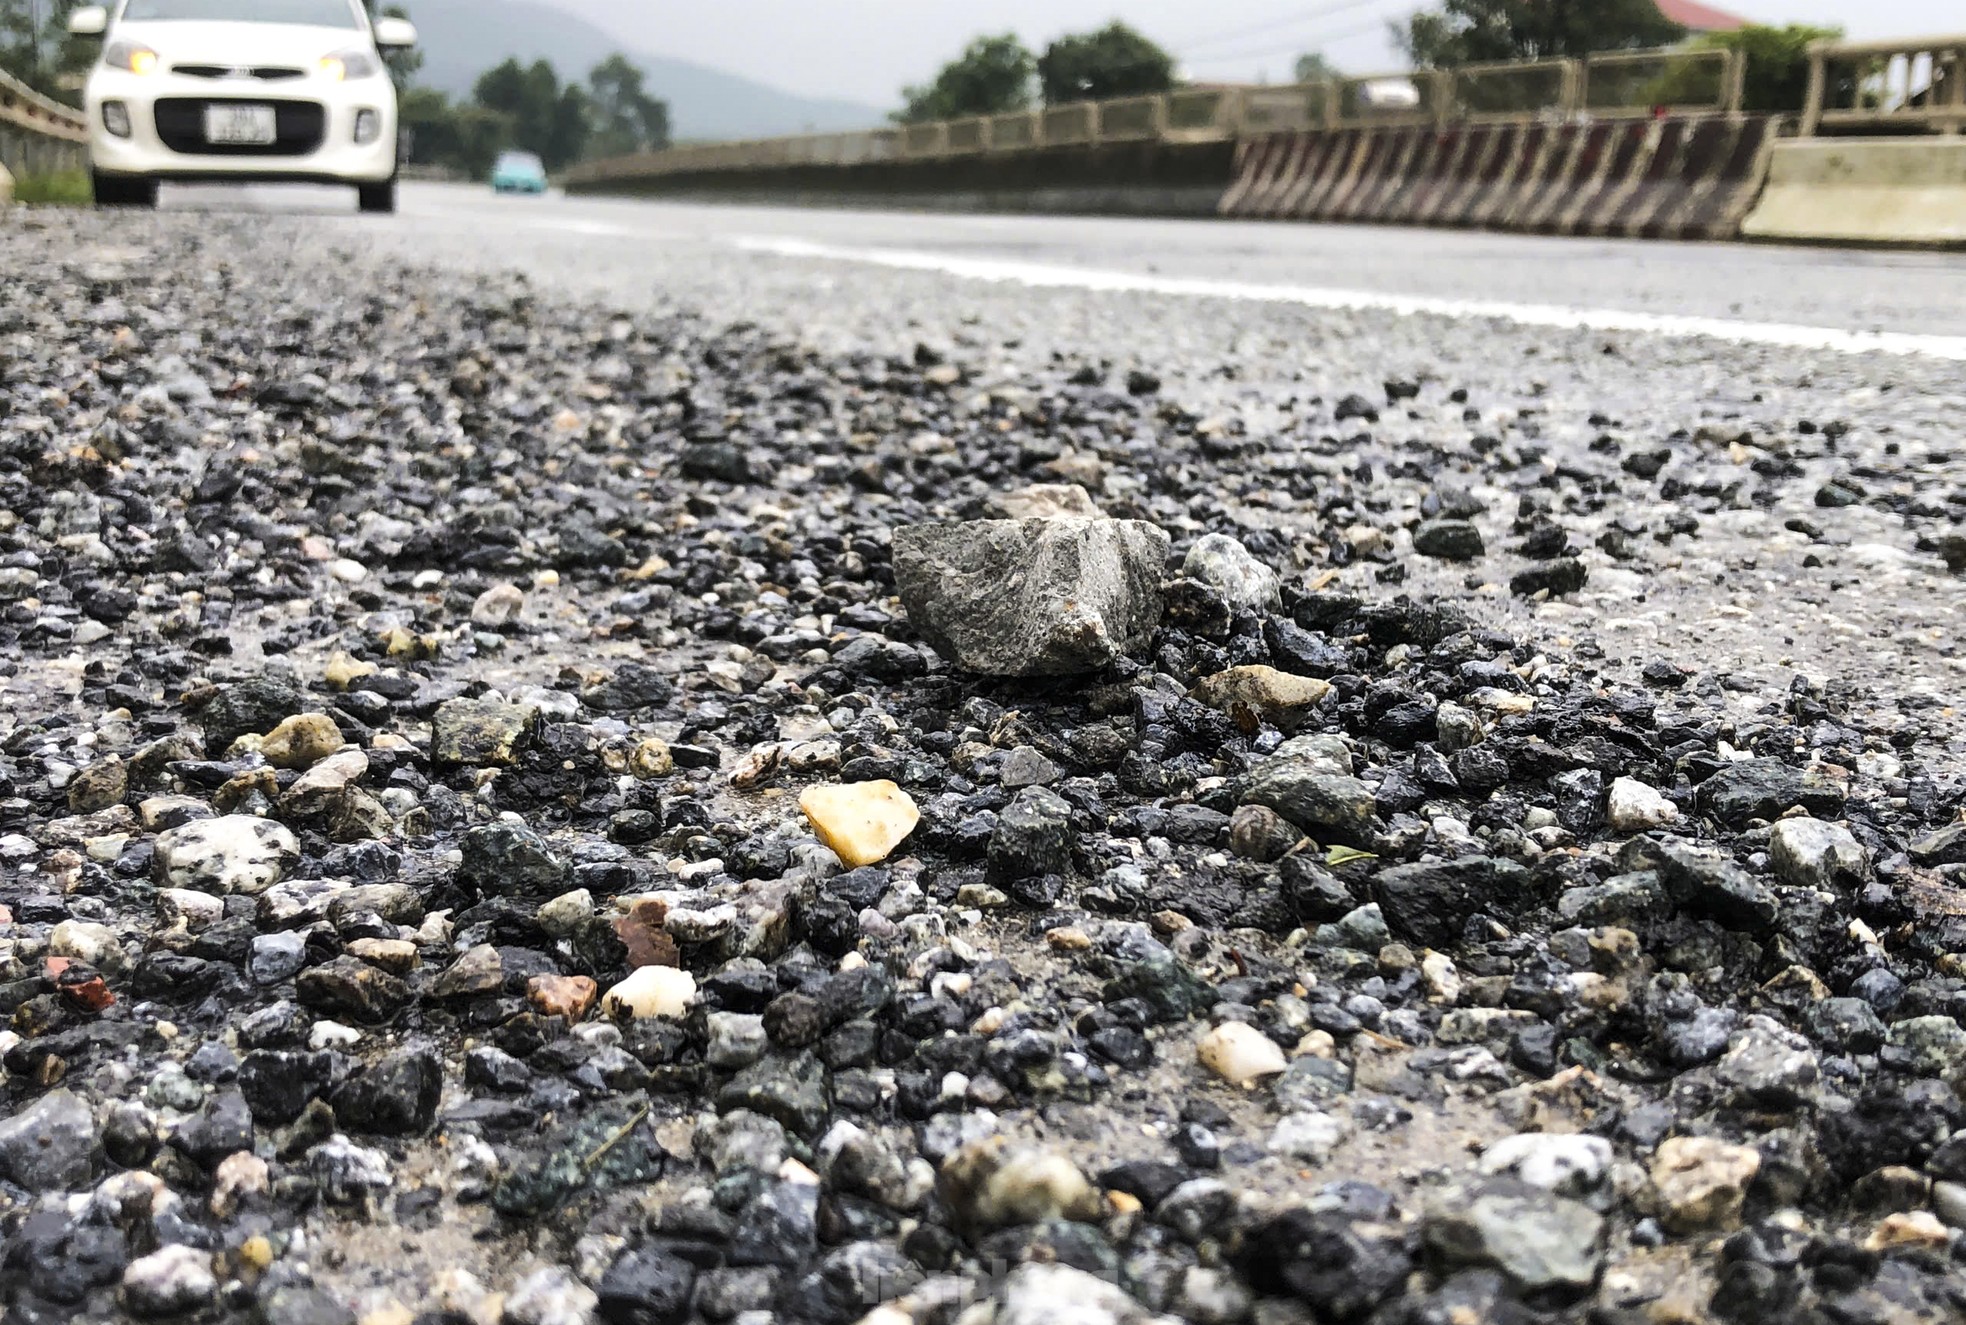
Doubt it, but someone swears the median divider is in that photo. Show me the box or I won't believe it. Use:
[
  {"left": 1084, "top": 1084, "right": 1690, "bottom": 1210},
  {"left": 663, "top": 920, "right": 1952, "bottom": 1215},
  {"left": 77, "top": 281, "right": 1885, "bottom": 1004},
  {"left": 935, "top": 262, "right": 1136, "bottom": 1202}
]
[
  {"left": 576, "top": 139, "right": 1238, "bottom": 218},
  {"left": 0, "top": 68, "right": 88, "bottom": 190},
  {"left": 1219, "top": 115, "right": 1775, "bottom": 241},
  {"left": 1742, "top": 138, "right": 1966, "bottom": 249}
]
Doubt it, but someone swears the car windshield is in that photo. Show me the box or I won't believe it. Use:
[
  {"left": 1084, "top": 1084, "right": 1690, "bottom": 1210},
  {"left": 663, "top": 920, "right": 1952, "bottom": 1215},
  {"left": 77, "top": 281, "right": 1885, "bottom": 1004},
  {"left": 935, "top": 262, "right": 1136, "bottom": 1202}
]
[
  {"left": 120, "top": 0, "right": 359, "bottom": 25},
  {"left": 498, "top": 153, "right": 543, "bottom": 171}
]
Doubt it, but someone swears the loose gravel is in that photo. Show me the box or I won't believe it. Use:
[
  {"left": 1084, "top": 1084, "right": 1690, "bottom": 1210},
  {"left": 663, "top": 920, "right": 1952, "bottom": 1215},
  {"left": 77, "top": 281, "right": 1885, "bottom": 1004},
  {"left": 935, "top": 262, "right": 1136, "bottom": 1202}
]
[{"left": 3, "top": 205, "right": 1966, "bottom": 1325}]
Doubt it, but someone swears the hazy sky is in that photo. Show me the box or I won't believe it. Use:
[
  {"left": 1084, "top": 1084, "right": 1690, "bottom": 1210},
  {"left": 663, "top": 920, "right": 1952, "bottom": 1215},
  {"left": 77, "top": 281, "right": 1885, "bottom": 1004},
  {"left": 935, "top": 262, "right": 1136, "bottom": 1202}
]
[{"left": 539, "top": 0, "right": 1955, "bottom": 108}]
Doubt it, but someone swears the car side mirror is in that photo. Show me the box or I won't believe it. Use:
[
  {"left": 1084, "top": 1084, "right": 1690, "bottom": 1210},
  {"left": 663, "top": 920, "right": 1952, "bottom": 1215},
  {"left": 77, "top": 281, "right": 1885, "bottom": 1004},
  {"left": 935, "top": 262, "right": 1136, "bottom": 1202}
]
[
  {"left": 372, "top": 17, "right": 418, "bottom": 49},
  {"left": 67, "top": 5, "right": 109, "bottom": 36}
]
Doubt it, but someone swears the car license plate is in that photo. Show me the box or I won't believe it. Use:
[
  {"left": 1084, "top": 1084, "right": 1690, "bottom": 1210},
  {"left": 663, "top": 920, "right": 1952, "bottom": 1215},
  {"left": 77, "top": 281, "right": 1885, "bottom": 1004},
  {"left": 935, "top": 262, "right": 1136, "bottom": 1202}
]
[{"left": 204, "top": 104, "right": 277, "bottom": 146}]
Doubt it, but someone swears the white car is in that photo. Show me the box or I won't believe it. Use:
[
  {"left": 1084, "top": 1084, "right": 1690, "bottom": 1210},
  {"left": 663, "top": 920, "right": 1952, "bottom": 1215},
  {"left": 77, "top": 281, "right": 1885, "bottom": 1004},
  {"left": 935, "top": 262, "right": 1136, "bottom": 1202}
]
[{"left": 68, "top": 0, "right": 416, "bottom": 213}]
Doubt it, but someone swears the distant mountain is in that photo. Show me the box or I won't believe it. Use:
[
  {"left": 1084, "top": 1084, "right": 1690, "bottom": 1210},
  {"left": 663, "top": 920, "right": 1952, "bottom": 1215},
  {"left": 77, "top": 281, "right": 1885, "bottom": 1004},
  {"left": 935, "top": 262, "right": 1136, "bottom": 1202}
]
[{"left": 398, "top": 0, "right": 888, "bottom": 141}]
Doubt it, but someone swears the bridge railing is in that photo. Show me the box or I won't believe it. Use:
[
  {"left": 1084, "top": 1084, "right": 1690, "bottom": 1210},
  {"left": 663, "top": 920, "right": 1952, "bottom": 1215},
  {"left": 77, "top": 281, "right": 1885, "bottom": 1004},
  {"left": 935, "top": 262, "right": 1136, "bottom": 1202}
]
[
  {"left": 0, "top": 68, "right": 89, "bottom": 185},
  {"left": 1450, "top": 58, "right": 1576, "bottom": 119},
  {"left": 563, "top": 42, "right": 1769, "bottom": 187},
  {"left": 1801, "top": 33, "right": 1966, "bottom": 136},
  {"left": 1581, "top": 47, "right": 1745, "bottom": 117}
]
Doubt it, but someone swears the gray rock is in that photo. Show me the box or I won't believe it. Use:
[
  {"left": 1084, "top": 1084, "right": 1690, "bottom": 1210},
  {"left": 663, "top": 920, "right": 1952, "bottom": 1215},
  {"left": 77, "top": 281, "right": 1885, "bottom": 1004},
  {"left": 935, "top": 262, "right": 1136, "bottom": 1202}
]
[
  {"left": 1716, "top": 1021, "right": 1820, "bottom": 1108},
  {"left": 1182, "top": 533, "right": 1281, "bottom": 613},
  {"left": 1240, "top": 759, "right": 1380, "bottom": 845},
  {"left": 988, "top": 786, "right": 1076, "bottom": 882},
  {"left": 1698, "top": 759, "right": 1845, "bottom": 826},
  {"left": 249, "top": 931, "right": 308, "bottom": 984},
  {"left": 311, "top": 1135, "right": 393, "bottom": 1203},
  {"left": 257, "top": 1287, "right": 357, "bottom": 1325},
  {"left": 1888, "top": 1016, "right": 1966, "bottom": 1083},
  {"left": 1642, "top": 837, "right": 1778, "bottom": 933},
  {"left": 817, "top": 1121, "right": 932, "bottom": 1211},
  {"left": 1478, "top": 1134, "right": 1613, "bottom": 1198},
  {"left": 1424, "top": 1179, "right": 1603, "bottom": 1300},
  {"left": 121, "top": 1245, "right": 217, "bottom": 1318},
  {"left": 706, "top": 1012, "right": 770, "bottom": 1070},
  {"left": 893, "top": 518, "right": 1168, "bottom": 676},
  {"left": 154, "top": 814, "right": 301, "bottom": 896},
  {"left": 1373, "top": 857, "right": 1531, "bottom": 948},
  {"left": 0, "top": 1089, "right": 101, "bottom": 1190},
  {"left": 1768, "top": 817, "right": 1869, "bottom": 890},
  {"left": 432, "top": 697, "right": 541, "bottom": 768},
  {"left": 717, "top": 1052, "right": 831, "bottom": 1136},
  {"left": 1910, "top": 823, "right": 1966, "bottom": 866},
  {"left": 999, "top": 745, "right": 1063, "bottom": 789},
  {"left": 989, "top": 483, "right": 1103, "bottom": 520},
  {"left": 999, "top": 1263, "right": 1167, "bottom": 1325},
  {"left": 1804, "top": 997, "right": 1886, "bottom": 1054},
  {"left": 459, "top": 818, "right": 569, "bottom": 896},
  {"left": 1412, "top": 520, "right": 1485, "bottom": 562},
  {"left": 199, "top": 673, "right": 303, "bottom": 753},
  {"left": 503, "top": 1266, "right": 599, "bottom": 1325}
]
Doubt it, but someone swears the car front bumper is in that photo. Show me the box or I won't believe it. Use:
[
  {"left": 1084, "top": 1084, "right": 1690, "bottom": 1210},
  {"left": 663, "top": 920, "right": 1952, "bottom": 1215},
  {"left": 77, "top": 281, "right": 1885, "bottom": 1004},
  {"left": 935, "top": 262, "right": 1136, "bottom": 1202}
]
[{"left": 85, "top": 68, "right": 397, "bottom": 184}]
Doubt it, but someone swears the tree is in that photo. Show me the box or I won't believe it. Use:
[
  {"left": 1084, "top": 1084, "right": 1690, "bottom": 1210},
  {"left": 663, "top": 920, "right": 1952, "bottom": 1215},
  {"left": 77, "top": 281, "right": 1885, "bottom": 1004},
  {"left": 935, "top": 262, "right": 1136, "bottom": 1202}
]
[
  {"left": 1649, "top": 23, "right": 1841, "bottom": 113},
  {"left": 896, "top": 33, "right": 1034, "bottom": 124},
  {"left": 588, "top": 53, "right": 670, "bottom": 157},
  {"left": 1294, "top": 52, "right": 1341, "bottom": 85},
  {"left": 400, "top": 85, "right": 509, "bottom": 177},
  {"left": 1397, "top": 0, "right": 1685, "bottom": 68},
  {"left": 473, "top": 57, "right": 569, "bottom": 163},
  {"left": 0, "top": 0, "right": 91, "bottom": 101},
  {"left": 547, "top": 83, "right": 590, "bottom": 170},
  {"left": 1038, "top": 22, "right": 1175, "bottom": 106}
]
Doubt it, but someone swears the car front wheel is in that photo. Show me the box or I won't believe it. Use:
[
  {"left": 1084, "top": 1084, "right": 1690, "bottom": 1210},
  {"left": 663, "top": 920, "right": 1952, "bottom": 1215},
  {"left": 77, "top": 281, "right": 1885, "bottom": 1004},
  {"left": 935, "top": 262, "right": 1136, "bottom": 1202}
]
[
  {"left": 92, "top": 172, "right": 157, "bottom": 209},
  {"left": 357, "top": 180, "right": 396, "bottom": 215}
]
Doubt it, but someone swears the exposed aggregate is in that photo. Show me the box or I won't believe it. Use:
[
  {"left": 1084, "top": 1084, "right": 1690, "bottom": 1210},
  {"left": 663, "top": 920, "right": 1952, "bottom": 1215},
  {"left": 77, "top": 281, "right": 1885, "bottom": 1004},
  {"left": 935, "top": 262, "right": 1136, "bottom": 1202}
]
[{"left": 2, "top": 206, "right": 1966, "bottom": 1325}]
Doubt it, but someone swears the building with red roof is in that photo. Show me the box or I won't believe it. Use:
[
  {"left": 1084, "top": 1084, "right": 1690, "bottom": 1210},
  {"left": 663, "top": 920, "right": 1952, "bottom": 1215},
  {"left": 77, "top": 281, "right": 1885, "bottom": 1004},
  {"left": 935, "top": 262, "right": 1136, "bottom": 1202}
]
[{"left": 1655, "top": 0, "right": 1751, "bottom": 32}]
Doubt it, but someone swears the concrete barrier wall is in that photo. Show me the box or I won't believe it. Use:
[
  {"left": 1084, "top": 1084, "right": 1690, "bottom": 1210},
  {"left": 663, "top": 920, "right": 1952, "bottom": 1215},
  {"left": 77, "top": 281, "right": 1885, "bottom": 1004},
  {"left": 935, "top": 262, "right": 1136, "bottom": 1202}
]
[
  {"left": 564, "top": 140, "right": 1238, "bottom": 218},
  {"left": 1221, "top": 115, "right": 1774, "bottom": 240},
  {"left": 1742, "top": 139, "right": 1966, "bottom": 248},
  {"left": 0, "top": 69, "right": 89, "bottom": 188}
]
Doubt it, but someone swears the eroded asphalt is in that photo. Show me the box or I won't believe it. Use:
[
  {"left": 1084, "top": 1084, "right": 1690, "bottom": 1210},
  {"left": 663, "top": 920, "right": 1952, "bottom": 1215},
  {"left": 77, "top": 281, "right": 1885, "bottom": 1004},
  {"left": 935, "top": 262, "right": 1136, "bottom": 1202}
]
[{"left": 1, "top": 194, "right": 1965, "bottom": 1325}]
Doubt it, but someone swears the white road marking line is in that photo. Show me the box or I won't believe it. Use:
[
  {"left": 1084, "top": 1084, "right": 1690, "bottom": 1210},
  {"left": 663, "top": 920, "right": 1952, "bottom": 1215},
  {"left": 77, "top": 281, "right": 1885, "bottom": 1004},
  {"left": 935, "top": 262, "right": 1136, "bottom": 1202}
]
[{"left": 732, "top": 235, "right": 1966, "bottom": 361}]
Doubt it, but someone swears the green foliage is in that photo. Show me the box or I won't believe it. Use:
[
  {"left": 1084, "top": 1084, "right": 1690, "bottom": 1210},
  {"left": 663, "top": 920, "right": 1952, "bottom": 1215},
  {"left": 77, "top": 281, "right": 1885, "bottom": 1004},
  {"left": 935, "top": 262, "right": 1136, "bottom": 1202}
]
[
  {"left": 1662, "top": 23, "right": 1842, "bottom": 112},
  {"left": 0, "top": 0, "right": 92, "bottom": 103},
  {"left": 1399, "top": 0, "right": 1686, "bottom": 67},
  {"left": 399, "top": 86, "right": 512, "bottom": 178},
  {"left": 1038, "top": 22, "right": 1175, "bottom": 106},
  {"left": 471, "top": 57, "right": 590, "bottom": 168},
  {"left": 11, "top": 168, "right": 91, "bottom": 204},
  {"left": 588, "top": 52, "right": 670, "bottom": 157},
  {"left": 896, "top": 33, "right": 1034, "bottom": 125},
  {"left": 404, "top": 50, "right": 673, "bottom": 175},
  {"left": 1294, "top": 52, "right": 1341, "bottom": 85}
]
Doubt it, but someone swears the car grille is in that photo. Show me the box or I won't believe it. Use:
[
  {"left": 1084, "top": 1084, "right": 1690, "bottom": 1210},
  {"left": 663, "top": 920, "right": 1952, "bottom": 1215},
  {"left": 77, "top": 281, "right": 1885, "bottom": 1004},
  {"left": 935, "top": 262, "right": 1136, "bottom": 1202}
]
[
  {"left": 153, "top": 98, "right": 326, "bottom": 157},
  {"left": 172, "top": 65, "right": 307, "bottom": 81}
]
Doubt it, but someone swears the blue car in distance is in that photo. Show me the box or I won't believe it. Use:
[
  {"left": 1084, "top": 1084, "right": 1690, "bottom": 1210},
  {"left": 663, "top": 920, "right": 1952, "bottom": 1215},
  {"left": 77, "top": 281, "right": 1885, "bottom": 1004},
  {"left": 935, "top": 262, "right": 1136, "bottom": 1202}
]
[{"left": 492, "top": 150, "right": 548, "bottom": 194}]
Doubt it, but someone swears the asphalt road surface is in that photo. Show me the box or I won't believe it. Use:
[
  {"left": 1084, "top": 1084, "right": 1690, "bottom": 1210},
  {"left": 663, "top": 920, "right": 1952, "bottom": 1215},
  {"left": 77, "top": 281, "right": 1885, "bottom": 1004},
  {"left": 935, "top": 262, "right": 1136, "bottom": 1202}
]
[
  {"left": 170, "top": 180, "right": 1966, "bottom": 340},
  {"left": 6, "top": 183, "right": 1966, "bottom": 1325}
]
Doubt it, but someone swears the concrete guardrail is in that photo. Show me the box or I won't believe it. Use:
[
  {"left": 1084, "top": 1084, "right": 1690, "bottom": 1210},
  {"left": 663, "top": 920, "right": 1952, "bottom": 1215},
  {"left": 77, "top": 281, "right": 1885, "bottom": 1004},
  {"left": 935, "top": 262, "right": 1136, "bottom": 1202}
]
[
  {"left": 0, "top": 68, "right": 89, "bottom": 203},
  {"left": 1221, "top": 115, "right": 1773, "bottom": 240},
  {"left": 1743, "top": 33, "right": 1966, "bottom": 248},
  {"left": 564, "top": 44, "right": 1748, "bottom": 195},
  {"left": 561, "top": 44, "right": 1769, "bottom": 238}
]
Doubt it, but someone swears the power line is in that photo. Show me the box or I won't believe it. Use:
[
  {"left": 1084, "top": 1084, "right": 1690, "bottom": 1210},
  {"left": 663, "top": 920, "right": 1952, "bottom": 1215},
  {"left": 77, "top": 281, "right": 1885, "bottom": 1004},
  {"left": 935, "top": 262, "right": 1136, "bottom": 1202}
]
[
  {"left": 1172, "top": 0, "right": 1386, "bottom": 54},
  {"left": 1181, "top": 9, "right": 1414, "bottom": 69}
]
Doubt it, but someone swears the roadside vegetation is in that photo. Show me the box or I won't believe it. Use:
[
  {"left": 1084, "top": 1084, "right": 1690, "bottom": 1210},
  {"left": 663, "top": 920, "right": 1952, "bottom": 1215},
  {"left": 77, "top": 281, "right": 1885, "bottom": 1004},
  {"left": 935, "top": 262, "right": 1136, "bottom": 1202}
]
[{"left": 9, "top": 168, "right": 92, "bottom": 205}]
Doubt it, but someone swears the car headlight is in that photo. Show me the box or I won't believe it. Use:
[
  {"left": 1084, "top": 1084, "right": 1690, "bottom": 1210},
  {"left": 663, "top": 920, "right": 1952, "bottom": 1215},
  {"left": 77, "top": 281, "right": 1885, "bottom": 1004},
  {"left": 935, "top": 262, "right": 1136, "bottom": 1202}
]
[
  {"left": 320, "top": 47, "right": 379, "bottom": 81},
  {"left": 105, "top": 39, "right": 160, "bottom": 74}
]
